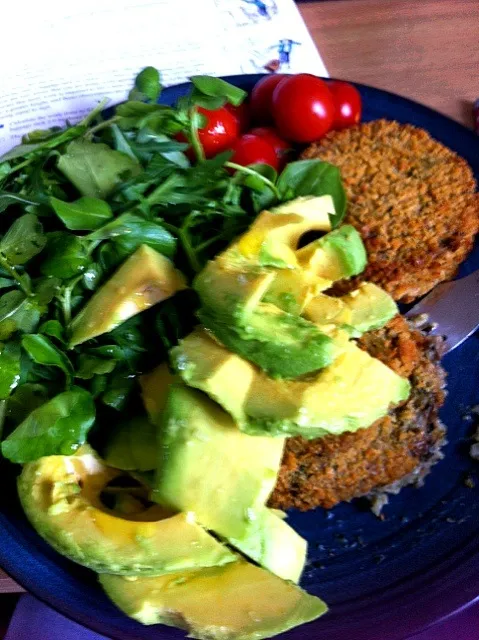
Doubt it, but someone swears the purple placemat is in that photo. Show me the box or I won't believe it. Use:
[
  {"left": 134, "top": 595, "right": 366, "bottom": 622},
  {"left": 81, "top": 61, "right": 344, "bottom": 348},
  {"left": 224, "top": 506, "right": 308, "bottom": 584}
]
[{"left": 5, "top": 594, "right": 479, "bottom": 640}]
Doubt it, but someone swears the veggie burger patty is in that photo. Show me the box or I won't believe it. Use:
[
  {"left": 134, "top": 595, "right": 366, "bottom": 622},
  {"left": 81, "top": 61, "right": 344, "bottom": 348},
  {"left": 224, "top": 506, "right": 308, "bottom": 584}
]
[
  {"left": 270, "top": 315, "right": 446, "bottom": 511},
  {"left": 302, "top": 120, "right": 479, "bottom": 302}
]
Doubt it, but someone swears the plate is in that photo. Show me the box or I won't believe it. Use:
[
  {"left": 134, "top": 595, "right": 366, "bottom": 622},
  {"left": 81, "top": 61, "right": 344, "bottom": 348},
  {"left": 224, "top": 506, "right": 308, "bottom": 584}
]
[{"left": 0, "top": 75, "right": 478, "bottom": 640}]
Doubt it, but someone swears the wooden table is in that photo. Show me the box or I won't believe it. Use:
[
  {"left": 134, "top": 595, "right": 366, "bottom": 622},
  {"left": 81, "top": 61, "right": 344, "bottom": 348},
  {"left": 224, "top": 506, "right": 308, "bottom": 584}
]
[{"left": 1, "top": 0, "right": 478, "bottom": 599}]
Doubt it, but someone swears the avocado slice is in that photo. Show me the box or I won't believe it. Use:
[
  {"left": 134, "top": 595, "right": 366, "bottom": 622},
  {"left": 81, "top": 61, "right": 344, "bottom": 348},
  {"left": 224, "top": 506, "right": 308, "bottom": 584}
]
[
  {"left": 69, "top": 245, "right": 186, "bottom": 347},
  {"left": 139, "top": 362, "right": 179, "bottom": 422},
  {"left": 103, "top": 416, "right": 157, "bottom": 472},
  {"left": 234, "top": 196, "right": 333, "bottom": 268},
  {"left": 154, "top": 385, "right": 285, "bottom": 542},
  {"left": 296, "top": 224, "right": 367, "bottom": 281},
  {"left": 198, "top": 305, "right": 345, "bottom": 379},
  {"left": 18, "top": 446, "right": 235, "bottom": 575},
  {"left": 228, "top": 508, "right": 307, "bottom": 583},
  {"left": 304, "top": 283, "right": 398, "bottom": 335},
  {"left": 173, "top": 329, "right": 411, "bottom": 439},
  {"left": 99, "top": 559, "right": 328, "bottom": 638}
]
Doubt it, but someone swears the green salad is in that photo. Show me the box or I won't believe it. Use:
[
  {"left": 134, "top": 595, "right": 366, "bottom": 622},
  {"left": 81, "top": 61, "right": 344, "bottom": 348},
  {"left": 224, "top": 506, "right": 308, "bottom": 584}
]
[{"left": 0, "top": 68, "right": 409, "bottom": 639}]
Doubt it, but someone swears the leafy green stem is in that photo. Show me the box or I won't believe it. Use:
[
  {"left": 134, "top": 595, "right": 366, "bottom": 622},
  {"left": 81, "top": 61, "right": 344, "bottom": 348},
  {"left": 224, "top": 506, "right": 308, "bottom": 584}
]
[
  {"left": 189, "top": 107, "right": 205, "bottom": 164},
  {"left": 225, "top": 162, "right": 281, "bottom": 199},
  {"left": 61, "top": 276, "right": 82, "bottom": 325},
  {"left": 0, "top": 255, "right": 32, "bottom": 296}
]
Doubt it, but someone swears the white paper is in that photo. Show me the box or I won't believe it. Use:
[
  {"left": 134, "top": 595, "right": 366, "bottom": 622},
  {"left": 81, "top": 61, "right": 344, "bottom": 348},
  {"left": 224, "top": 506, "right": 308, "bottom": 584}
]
[{"left": 0, "top": 0, "right": 327, "bottom": 156}]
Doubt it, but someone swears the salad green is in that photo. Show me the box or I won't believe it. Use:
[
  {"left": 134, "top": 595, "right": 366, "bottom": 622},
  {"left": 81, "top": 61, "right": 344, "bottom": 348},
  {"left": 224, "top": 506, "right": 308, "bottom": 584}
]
[{"left": 0, "top": 68, "right": 346, "bottom": 466}]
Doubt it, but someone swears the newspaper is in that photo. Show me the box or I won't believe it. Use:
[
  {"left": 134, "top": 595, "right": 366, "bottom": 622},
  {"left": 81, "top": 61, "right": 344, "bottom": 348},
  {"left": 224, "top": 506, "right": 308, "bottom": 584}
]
[{"left": 0, "top": 0, "right": 328, "bottom": 155}]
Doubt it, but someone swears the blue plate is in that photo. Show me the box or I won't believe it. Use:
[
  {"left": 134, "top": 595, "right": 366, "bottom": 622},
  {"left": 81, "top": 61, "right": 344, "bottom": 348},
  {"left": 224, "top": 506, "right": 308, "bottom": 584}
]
[{"left": 1, "top": 75, "right": 478, "bottom": 640}]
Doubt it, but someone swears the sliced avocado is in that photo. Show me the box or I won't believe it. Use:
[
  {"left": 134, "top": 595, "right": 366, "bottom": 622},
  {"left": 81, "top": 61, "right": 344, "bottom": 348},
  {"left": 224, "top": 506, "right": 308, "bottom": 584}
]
[
  {"left": 234, "top": 196, "right": 333, "bottom": 268},
  {"left": 69, "top": 245, "right": 186, "bottom": 347},
  {"left": 297, "top": 224, "right": 367, "bottom": 281},
  {"left": 263, "top": 268, "right": 331, "bottom": 315},
  {"left": 100, "top": 559, "right": 328, "bottom": 638},
  {"left": 340, "top": 282, "right": 398, "bottom": 332},
  {"left": 139, "top": 362, "right": 179, "bottom": 422},
  {"left": 153, "top": 385, "right": 285, "bottom": 541},
  {"left": 194, "top": 262, "right": 275, "bottom": 325},
  {"left": 228, "top": 508, "right": 307, "bottom": 583},
  {"left": 174, "top": 329, "right": 410, "bottom": 439},
  {"left": 304, "top": 283, "right": 398, "bottom": 335},
  {"left": 18, "top": 447, "right": 235, "bottom": 575},
  {"left": 103, "top": 416, "right": 157, "bottom": 471},
  {"left": 198, "top": 305, "right": 345, "bottom": 379}
]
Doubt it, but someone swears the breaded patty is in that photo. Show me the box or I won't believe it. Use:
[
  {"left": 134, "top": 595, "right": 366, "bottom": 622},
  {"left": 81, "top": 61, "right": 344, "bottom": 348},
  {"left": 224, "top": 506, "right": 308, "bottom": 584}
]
[
  {"left": 269, "top": 316, "right": 446, "bottom": 511},
  {"left": 302, "top": 120, "right": 479, "bottom": 302}
]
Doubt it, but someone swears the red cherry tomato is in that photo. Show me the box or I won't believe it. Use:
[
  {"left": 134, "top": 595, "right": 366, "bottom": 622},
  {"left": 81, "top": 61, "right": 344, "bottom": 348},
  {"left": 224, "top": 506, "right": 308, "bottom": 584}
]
[
  {"left": 271, "top": 74, "right": 335, "bottom": 143},
  {"left": 250, "top": 74, "right": 287, "bottom": 124},
  {"left": 249, "top": 127, "right": 291, "bottom": 170},
  {"left": 229, "top": 134, "right": 279, "bottom": 170},
  {"left": 328, "top": 80, "right": 362, "bottom": 130},
  {"left": 224, "top": 102, "right": 250, "bottom": 133},
  {"left": 177, "top": 106, "right": 239, "bottom": 159}
]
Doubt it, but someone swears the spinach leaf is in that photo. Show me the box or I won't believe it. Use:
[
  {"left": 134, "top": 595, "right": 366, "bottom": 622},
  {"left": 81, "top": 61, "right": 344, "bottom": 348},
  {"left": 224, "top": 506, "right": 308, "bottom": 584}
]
[
  {"left": 41, "top": 232, "right": 89, "bottom": 278},
  {"left": 276, "top": 160, "right": 347, "bottom": 227},
  {"left": 0, "top": 214, "right": 47, "bottom": 264},
  {"left": 87, "top": 213, "right": 176, "bottom": 258},
  {"left": 191, "top": 76, "right": 247, "bottom": 107},
  {"left": 22, "top": 334, "right": 73, "bottom": 384},
  {"left": 1, "top": 388, "right": 96, "bottom": 463},
  {"left": 128, "top": 66, "right": 162, "bottom": 103},
  {"left": 57, "top": 140, "right": 140, "bottom": 198},
  {"left": 0, "top": 342, "right": 21, "bottom": 399},
  {"left": 50, "top": 196, "right": 113, "bottom": 230}
]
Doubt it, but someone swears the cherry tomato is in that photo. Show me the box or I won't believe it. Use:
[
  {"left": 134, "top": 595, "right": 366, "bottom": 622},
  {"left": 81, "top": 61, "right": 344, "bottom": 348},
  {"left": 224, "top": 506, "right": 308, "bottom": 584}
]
[
  {"left": 224, "top": 102, "right": 250, "bottom": 133},
  {"left": 250, "top": 74, "right": 287, "bottom": 124},
  {"left": 271, "top": 74, "right": 335, "bottom": 143},
  {"left": 177, "top": 106, "right": 239, "bottom": 159},
  {"left": 328, "top": 80, "right": 362, "bottom": 130},
  {"left": 229, "top": 134, "right": 279, "bottom": 170},
  {"left": 249, "top": 127, "right": 291, "bottom": 169}
]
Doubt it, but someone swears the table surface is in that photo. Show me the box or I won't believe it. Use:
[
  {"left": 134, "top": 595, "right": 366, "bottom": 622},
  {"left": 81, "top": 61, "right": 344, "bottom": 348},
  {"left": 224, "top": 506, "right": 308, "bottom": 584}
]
[{"left": 1, "top": 0, "right": 478, "bottom": 597}]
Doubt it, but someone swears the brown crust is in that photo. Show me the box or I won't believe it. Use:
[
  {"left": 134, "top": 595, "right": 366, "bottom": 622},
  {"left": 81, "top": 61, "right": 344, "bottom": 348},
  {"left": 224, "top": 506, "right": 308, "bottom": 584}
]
[
  {"left": 301, "top": 120, "right": 479, "bottom": 302},
  {"left": 269, "top": 316, "right": 447, "bottom": 510}
]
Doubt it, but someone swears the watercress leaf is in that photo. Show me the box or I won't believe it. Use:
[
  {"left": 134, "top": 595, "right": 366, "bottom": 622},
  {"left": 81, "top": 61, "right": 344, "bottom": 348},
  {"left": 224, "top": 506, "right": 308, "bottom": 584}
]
[
  {"left": 0, "top": 163, "right": 12, "bottom": 183},
  {"left": 57, "top": 140, "right": 140, "bottom": 199},
  {"left": 87, "top": 345, "right": 124, "bottom": 360},
  {"left": 38, "top": 320, "right": 65, "bottom": 342},
  {"left": 190, "top": 76, "right": 247, "bottom": 107},
  {"left": 6, "top": 383, "right": 49, "bottom": 423},
  {"left": 22, "top": 334, "right": 73, "bottom": 384},
  {"left": 82, "top": 263, "right": 103, "bottom": 291},
  {"left": 50, "top": 196, "right": 113, "bottom": 230},
  {"left": 189, "top": 92, "right": 226, "bottom": 110},
  {"left": 101, "top": 372, "right": 136, "bottom": 411},
  {"left": 40, "top": 232, "right": 89, "bottom": 278},
  {"left": 0, "top": 192, "right": 39, "bottom": 214},
  {"left": 0, "top": 278, "right": 14, "bottom": 289},
  {"left": 129, "top": 66, "right": 162, "bottom": 103},
  {"left": 88, "top": 213, "right": 176, "bottom": 258},
  {"left": 0, "top": 292, "right": 41, "bottom": 340},
  {"left": 0, "top": 143, "right": 43, "bottom": 163},
  {"left": 1, "top": 388, "right": 96, "bottom": 463},
  {"left": 75, "top": 354, "right": 117, "bottom": 379},
  {"left": 0, "top": 341, "right": 21, "bottom": 399},
  {"left": 33, "top": 276, "right": 62, "bottom": 305},
  {"left": 276, "top": 160, "right": 347, "bottom": 227},
  {"left": 0, "top": 214, "right": 47, "bottom": 264},
  {"left": 110, "top": 124, "right": 138, "bottom": 161}
]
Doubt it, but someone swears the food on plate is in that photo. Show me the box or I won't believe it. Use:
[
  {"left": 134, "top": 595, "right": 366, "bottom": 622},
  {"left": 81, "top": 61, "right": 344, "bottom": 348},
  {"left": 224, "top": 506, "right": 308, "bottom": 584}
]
[
  {"left": 100, "top": 559, "right": 327, "bottom": 636},
  {"left": 271, "top": 74, "right": 335, "bottom": 143},
  {"left": 18, "top": 446, "right": 236, "bottom": 574},
  {"left": 270, "top": 315, "right": 446, "bottom": 510},
  {"left": 328, "top": 80, "right": 362, "bottom": 130},
  {"left": 0, "top": 68, "right": 472, "bottom": 638},
  {"left": 302, "top": 120, "right": 479, "bottom": 301},
  {"left": 69, "top": 245, "right": 186, "bottom": 346}
]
